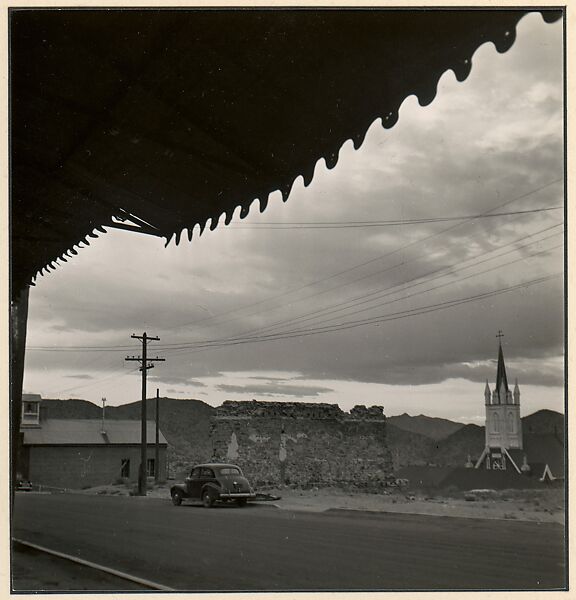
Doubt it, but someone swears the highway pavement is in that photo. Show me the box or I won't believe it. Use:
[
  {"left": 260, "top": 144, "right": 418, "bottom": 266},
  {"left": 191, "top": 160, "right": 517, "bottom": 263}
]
[{"left": 13, "top": 493, "right": 566, "bottom": 592}]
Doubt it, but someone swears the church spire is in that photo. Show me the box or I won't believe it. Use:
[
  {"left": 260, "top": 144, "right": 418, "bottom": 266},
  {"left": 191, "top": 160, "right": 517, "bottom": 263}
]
[{"left": 495, "top": 331, "right": 509, "bottom": 402}]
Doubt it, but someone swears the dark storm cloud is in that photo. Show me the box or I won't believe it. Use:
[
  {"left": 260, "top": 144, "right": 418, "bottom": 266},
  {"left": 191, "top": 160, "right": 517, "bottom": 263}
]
[
  {"left": 216, "top": 383, "right": 334, "bottom": 398},
  {"left": 148, "top": 374, "right": 207, "bottom": 387}
]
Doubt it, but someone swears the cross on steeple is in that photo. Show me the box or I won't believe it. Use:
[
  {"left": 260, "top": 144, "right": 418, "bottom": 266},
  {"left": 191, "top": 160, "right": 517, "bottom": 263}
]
[{"left": 496, "top": 330, "right": 504, "bottom": 342}]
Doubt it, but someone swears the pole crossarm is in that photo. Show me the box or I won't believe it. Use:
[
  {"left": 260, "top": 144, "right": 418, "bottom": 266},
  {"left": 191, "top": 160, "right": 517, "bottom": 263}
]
[{"left": 125, "top": 332, "right": 165, "bottom": 496}]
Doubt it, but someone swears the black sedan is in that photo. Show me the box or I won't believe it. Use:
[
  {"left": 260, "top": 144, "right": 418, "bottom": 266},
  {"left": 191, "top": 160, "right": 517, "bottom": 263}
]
[{"left": 170, "top": 463, "right": 256, "bottom": 508}]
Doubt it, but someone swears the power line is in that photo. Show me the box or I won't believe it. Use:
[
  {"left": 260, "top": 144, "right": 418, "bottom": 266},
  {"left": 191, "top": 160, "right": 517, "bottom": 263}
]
[
  {"left": 25, "top": 179, "right": 563, "bottom": 353},
  {"left": 222, "top": 224, "right": 563, "bottom": 338},
  {"left": 26, "top": 224, "right": 563, "bottom": 353},
  {"left": 226, "top": 206, "right": 561, "bottom": 228},
  {"left": 175, "top": 221, "right": 563, "bottom": 341},
  {"left": 159, "top": 250, "right": 562, "bottom": 354},
  {"left": 43, "top": 365, "right": 141, "bottom": 396},
  {"left": 242, "top": 233, "right": 563, "bottom": 337},
  {"left": 159, "top": 273, "right": 560, "bottom": 355},
  {"left": 161, "top": 177, "right": 562, "bottom": 331}
]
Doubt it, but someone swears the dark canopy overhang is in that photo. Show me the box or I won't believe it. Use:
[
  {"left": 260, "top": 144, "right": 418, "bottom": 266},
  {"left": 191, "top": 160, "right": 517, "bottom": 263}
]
[{"left": 10, "top": 8, "right": 562, "bottom": 297}]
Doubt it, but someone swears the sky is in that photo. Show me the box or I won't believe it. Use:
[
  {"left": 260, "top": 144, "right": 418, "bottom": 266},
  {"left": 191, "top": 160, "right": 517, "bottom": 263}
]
[{"left": 22, "top": 12, "right": 564, "bottom": 424}]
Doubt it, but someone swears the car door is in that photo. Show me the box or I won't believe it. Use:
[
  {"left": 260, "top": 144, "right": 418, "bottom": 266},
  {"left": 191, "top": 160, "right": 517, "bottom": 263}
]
[{"left": 186, "top": 467, "right": 202, "bottom": 499}]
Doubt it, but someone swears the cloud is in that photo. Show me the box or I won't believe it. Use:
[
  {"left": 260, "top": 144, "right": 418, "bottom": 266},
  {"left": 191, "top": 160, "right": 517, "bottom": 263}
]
[
  {"left": 64, "top": 374, "right": 94, "bottom": 380},
  {"left": 149, "top": 374, "right": 207, "bottom": 387},
  {"left": 216, "top": 383, "right": 334, "bottom": 398}
]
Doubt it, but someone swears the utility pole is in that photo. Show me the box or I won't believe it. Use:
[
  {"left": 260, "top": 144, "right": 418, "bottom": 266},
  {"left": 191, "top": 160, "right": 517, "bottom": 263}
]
[
  {"left": 101, "top": 397, "right": 106, "bottom": 434},
  {"left": 155, "top": 388, "right": 160, "bottom": 483},
  {"left": 126, "top": 333, "right": 165, "bottom": 496}
]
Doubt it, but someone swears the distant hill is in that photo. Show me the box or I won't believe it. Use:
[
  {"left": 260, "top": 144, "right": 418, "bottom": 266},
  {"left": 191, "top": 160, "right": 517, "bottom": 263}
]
[
  {"left": 387, "top": 413, "right": 464, "bottom": 441},
  {"left": 386, "top": 424, "right": 435, "bottom": 469},
  {"left": 522, "top": 409, "right": 564, "bottom": 438},
  {"left": 430, "top": 423, "right": 485, "bottom": 467},
  {"left": 39, "top": 399, "right": 564, "bottom": 473},
  {"left": 41, "top": 398, "right": 102, "bottom": 419},
  {"left": 429, "top": 409, "right": 565, "bottom": 467}
]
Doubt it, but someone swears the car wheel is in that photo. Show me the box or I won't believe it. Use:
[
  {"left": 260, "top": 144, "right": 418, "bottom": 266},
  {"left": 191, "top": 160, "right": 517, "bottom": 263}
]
[
  {"left": 237, "top": 498, "right": 247, "bottom": 507},
  {"left": 202, "top": 490, "right": 214, "bottom": 508},
  {"left": 172, "top": 490, "right": 183, "bottom": 506}
]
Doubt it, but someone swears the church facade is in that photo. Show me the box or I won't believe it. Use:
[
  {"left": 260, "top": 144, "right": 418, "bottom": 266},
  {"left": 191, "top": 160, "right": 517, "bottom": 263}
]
[
  {"left": 475, "top": 337, "right": 526, "bottom": 473},
  {"left": 474, "top": 336, "right": 563, "bottom": 482}
]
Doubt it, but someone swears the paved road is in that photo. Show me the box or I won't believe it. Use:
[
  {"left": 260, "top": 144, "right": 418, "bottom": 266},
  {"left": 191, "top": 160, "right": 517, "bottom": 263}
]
[{"left": 13, "top": 493, "right": 565, "bottom": 592}]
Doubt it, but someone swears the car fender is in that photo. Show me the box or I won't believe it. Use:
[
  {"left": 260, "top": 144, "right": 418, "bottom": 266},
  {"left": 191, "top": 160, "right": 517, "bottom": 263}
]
[
  {"left": 201, "top": 482, "right": 221, "bottom": 498},
  {"left": 170, "top": 483, "right": 188, "bottom": 497}
]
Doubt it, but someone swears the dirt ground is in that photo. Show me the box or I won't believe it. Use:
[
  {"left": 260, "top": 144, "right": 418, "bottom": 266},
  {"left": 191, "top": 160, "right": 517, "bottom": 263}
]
[
  {"left": 82, "top": 482, "right": 565, "bottom": 523},
  {"left": 258, "top": 486, "right": 565, "bottom": 523}
]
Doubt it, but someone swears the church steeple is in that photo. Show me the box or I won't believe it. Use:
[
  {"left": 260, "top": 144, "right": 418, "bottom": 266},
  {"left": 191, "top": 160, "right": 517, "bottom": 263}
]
[
  {"left": 480, "top": 331, "right": 523, "bottom": 462},
  {"left": 495, "top": 331, "right": 509, "bottom": 401}
]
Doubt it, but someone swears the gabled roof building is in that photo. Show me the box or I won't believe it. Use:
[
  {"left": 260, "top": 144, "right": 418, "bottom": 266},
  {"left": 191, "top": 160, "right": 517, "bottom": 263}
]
[{"left": 18, "top": 394, "right": 168, "bottom": 490}]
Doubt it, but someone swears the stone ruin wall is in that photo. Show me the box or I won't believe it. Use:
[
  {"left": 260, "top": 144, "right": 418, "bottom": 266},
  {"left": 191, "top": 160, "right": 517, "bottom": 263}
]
[{"left": 210, "top": 400, "right": 393, "bottom": 489}]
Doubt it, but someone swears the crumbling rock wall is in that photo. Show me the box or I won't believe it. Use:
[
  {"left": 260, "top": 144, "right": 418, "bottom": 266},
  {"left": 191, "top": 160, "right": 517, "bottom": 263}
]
[{"left": 210, "top": 400, "right": 393, "bottom": 489}]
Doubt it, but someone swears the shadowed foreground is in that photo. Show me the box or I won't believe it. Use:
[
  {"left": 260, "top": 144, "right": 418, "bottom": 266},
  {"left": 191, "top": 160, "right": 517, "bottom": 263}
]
[{"left": 13, "top": 493, "right": 565, "bottom": 592}]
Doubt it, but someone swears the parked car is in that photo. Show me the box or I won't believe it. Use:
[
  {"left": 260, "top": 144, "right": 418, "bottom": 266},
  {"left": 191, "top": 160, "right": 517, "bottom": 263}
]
[
  {"left": 170, "top": 463, "right": 256, "bottom": 508},
  {"left": 16, "top": 479, "right": 33, "bottom": 492}
]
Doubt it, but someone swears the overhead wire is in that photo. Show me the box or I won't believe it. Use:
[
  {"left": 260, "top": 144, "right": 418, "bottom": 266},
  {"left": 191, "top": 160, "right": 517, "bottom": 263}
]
[
  {"left": 26, "top": 178, "right": 563, "bottom": 353},
  {"left": 42, "top": 365, "right": 141, "bottom": 397},
  {"left": 157, "top": 244, "right": 562, "bottom": 354},
  {"left": 159, "top": 177, "right": 563, "bottom": 331},
  {"left": 27, "top": 223, "right": 563, "bottom": 354},
  {"left": 226, "top": 205, "right": 561, "bottom": 228},
  {"left": 159, "top": 273, "right": 561, "bottom": 356},
  {"left": 237, "top": 228, "right": 564, "bottom": 336}
]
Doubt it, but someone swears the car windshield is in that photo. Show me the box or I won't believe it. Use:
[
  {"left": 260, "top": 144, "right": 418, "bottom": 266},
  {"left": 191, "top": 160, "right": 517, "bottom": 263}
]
[{"left": 218, "top": 467, "right": 241, "bottom": 476}]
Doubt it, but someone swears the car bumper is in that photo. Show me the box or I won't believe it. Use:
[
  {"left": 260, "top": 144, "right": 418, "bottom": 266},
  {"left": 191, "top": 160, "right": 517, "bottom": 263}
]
[{"left": 219, "top": 492, "right": 256, "bottom": 499}]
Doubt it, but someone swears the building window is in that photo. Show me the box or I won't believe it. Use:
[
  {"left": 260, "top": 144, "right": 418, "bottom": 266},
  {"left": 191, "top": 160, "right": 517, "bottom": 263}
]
[
  {"left": 22, "top": 402, "right": 40, "bottom": 424},
  {"left": 492, "top": 413, "right": 500, "bottom": 433},
  {"left": 24, "top": 402, "right": 39, "bottom": 415},
  {"left": 507, "top": 412, "right": 515, "bottom": 433},
  {"left": 121, "top": 459, "right": 130, "bottom": 478},
  {"left": 147, "top": 458, "right": 155, "bottom": 477}
]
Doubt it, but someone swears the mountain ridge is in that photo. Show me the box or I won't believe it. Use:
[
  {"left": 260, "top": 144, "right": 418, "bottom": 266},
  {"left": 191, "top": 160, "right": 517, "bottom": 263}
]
[{"left": 37, "top": 398, "right": 563, "bottom": 471}]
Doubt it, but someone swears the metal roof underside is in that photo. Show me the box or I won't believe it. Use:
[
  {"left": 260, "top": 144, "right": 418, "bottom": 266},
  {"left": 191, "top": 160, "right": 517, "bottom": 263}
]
[{"left": 10, "top": 9, "right": 562, "bottom": 296}]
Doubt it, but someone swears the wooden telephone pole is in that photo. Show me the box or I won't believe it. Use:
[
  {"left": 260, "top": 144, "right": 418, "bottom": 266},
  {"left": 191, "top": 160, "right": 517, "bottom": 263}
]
[
  {"left": 125, "top": 333, "right": 165, "bottom": 496},
  {"left": 155, "top": 388, "right": 160, "bottom": 484}
]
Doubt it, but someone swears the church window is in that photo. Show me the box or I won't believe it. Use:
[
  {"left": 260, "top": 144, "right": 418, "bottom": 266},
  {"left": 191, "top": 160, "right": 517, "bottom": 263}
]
[
  {"left": 507, "top": 412, "right": 515, "bottom": 433},
  {"left": 492, "top": 413, "right": 500, "bottom": 433}
]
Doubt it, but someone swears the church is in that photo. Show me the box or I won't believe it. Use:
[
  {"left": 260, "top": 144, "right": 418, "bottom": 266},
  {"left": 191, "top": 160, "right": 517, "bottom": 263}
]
[{"left": 474, "top": 334, "right": 563, "bottom": 482}]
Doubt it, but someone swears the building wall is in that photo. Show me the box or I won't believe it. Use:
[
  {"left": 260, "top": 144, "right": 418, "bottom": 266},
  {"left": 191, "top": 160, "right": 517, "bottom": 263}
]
[
  {"left": 210, "top": 401, "right": 393, "bottom": 489},
  {"left": 485, "top": 404, "right": 523, "bottom": 449},
  {"left": 27, "top": 445, "right": 167, "bottom": 490}
]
